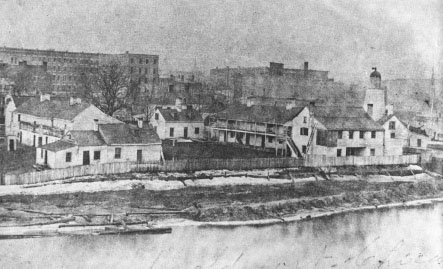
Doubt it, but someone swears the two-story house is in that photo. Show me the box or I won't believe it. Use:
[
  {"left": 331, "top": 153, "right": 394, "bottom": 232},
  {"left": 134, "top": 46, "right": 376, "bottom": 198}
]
[
  {"left": 6, "top": 94, "right": 121, "bottom": 151},
  {"left": 150, "top": 106, "right": 204, "bottom": 140},
  {"left": 37, "top": 122, "right": 163, "bottom": 169},
  {"left": 310, "top": 106, "right": 385, "bottom": 157},
  {"left": 207, "top": 104, "right": 312, "bottom": 157},
  {"left": 378, "top": 113, "right": 429, "bottom": 155}
]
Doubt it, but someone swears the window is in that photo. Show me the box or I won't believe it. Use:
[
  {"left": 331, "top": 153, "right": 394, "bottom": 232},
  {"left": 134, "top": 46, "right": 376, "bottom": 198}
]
[
  {"left": 337, "top": 149, "right": 342, "bottom": 157},
  {"left": 389, "top": 121, "right": 396, "bottom": 130},
  {"left": 115, "top": 148, "right": 121, "bottom": 159},
  {"left": 139, "top": 68, "right": 142, "bottom": 74},
  {"left": 94, "top": 150, "right": 100, "bottom": 160},
  {"left": 371, "top": 131, "right": 376, "bottom": 138},
  {"left": 45, "top": 137, "right": 48, "bottom": 144},
  {"left": 145, "top": 68, "right": 148, "bottom": 74},
  {"left": 130, "top": 58, "right": 134, "bottom": 64},
  {"left": 268, "top": 137, "right": 273, "bottom": 143},
  {"left": 18, "top": 114, "right": 21, "bottom": 122},
  {"left": 370, "top": 148, "right": 375, "bottom": 156},
  {"left": 146, "top": 59, "right": 149, "bottom": 64},
  {"left": 349, "top": 131, "right": 354, "bottom": 139},
  {"left": 130, "top": 67, "right": 134, "bottom": 73},
  {"left": 153, "top": 59, "right": 157, "bottom": 64},
  {"left": 155, "top": 113, "right": 159, "bottom": 120},
  {"left": 360, "top": 131, "right": 364, "bottom": 139},
  {"left": 168, "top": 85, "right": 174, "bottom": 93},
  {"left": 230, "top": 132, "right": 235, "bottom": 138},
  {"left": 302, "top": 145, "right": 307, "bottom": 154},
  {"left": 38, "top": 137, "right": 42, "bottom": 146},
  {"left": 300, "top": 127, "right": 309, "bottom": 136},
  {"left": 169, "top": 128, "right": 174, "bottom": 137},
  {"left": 195, "top": 127, "right": 200, "bottom": 135},
  {"left": 66, "top": 152, "right": 72, "bottom": 162},
  {"left": 41, "top": 148, "right": 44, "bottom": 158},
  {"left": 303, "top": 116, "right": 307, "bottom": 123},
  {"left": 417, "top": 139, "right": 422, "bottom": 147},
  {"left": 139, "top": 58, "right": 143, "bottom": 64},
  {"left": 338, "top": 130, "right": 343, "bottom": 139},
  {"left": 390, "top": 132, "right": 395, "bottom": 138}
]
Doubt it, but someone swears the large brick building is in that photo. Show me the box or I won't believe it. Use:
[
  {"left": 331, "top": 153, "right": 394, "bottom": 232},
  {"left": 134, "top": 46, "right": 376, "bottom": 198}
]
[
  {"left": 209, "top": 62, "right": 331, "bottom": 103},
  {"left": 0, "top": 47, "right": 159, "bottom": 94}
]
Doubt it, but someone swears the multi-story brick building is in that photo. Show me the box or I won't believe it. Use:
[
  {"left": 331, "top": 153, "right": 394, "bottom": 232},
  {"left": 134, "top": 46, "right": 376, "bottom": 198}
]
[
  {"left": 0, "top": 47, "right": 159, "bottom": 94},
  {"left": 209, "top": 62, "right": 331, "bottom": 103}
]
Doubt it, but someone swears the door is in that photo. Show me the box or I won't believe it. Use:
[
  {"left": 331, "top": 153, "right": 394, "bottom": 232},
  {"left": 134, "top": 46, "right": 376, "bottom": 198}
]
[
  {"left": 246, "top": 133, "right": 250, "bottom": 145},
  {"left": 261, "top": 136, "right": 265, "bottom": 148},
  {"left": 137, "top": 150, "right": 142, "bottom": 163},
  {"left": 44, "top": 150, "right": 48, "bottom": 165},
  {"left": 184, "top": 127, "right": 188, "bottom": 138},
  {"left": 9, "top": 139, "right": 14, "bottom": 151},
  {"left": 83, "top": 151, "right": 90, "bottom": 165}
]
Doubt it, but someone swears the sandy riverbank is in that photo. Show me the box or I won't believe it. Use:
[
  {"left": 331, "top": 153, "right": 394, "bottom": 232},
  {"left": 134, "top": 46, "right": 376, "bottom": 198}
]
[{"left": 0, "top": 165, "right": 441, "bottom": 233}]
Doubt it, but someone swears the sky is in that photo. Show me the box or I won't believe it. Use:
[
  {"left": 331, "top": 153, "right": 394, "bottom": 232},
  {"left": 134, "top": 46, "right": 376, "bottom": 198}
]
[{"left": 0, "top": 0, "right": 441, "bottom": 82}]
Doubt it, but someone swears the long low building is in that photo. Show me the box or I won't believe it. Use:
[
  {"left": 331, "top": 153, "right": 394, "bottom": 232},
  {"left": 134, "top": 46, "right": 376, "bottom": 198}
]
[
  {"left": 207, "top": 104, "right": 386, "bottom": 158},
  {"left": 37, "top": 122, "right": 162, "bottom": 169}
]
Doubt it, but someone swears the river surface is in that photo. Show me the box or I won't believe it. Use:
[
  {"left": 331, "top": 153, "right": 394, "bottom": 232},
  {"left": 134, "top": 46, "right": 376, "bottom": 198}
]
[{"left": 1, "top": 203, "right": 442, "bottom": 269}]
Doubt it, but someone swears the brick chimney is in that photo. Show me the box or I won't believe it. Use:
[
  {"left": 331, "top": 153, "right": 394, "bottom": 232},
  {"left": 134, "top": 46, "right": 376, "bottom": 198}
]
[
  {"left": 40, "top": 93, "right": 50, "bottom": 102},
  {"left": 93, "top": 119, "right": 99, "bottom": 131}
]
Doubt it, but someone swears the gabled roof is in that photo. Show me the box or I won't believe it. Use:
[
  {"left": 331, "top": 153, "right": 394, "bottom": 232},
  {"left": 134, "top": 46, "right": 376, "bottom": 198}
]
[
  {"left": 99, "top": 123, "right": 161, "bottom": 145},
  {"left": 158, "top": 108, "right": 203, "bottom": 122},
  {"left": 15, "top": 98, "right": 91, "bottom": 120},
  {"left": 311, "top": 106, "right": 384, "bottom": 131},
  {"left": 69, "top": 130, "right": 106, "bottom": 146},
  {"left": 39, "top": 140, "right": 76, "bottom": 152},
  {"left": 377, "top": 112, "right": 428, "bottom": 137},
  {"left": 216, "top": 104, "right": 306, "bottom": 124},
  {"left": 8, "top": 96, "right": 33, "bottom": 108}
]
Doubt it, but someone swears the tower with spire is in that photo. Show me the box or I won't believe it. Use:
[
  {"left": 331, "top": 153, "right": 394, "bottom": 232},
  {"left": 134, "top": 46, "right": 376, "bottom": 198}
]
[{"left": 363, "top": 67, "right": 387, "bottom": 121}]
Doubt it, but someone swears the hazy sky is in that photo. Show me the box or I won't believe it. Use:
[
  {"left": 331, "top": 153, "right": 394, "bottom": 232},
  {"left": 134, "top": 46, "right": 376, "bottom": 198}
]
[{"left": 0, "top": 0, "right": 441, "bottom": 82}]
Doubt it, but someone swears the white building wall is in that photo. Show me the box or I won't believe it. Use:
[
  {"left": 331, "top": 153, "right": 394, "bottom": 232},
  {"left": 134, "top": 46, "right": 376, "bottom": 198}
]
[{"left": 363, "top": 88, "right": 386, "bottom": 121}]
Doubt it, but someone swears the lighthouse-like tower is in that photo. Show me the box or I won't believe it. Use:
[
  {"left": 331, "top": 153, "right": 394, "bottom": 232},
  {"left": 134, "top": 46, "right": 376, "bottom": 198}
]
[{"left": 363, "top": 67, "right": 387, "bottom": 121}]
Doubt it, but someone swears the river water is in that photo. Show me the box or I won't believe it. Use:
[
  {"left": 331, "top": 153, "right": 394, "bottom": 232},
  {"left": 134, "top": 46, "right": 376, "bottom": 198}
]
[{"left": 1, "top": 203, "right": 442, "bottom": 269}]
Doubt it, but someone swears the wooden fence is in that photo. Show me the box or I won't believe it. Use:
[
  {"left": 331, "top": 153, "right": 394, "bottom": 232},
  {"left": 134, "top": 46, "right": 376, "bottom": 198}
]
[
  {"left": 3, "top": 154, "right": 420, "bottom": 185},
  {"left": 3, "top": 162, "right": 131, "bottom": 185}
]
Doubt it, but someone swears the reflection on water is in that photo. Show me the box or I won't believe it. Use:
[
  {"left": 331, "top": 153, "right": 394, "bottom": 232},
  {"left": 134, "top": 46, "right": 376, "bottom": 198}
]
[{"left": 1, "top": 204, "right": 442, "bottom": 268}]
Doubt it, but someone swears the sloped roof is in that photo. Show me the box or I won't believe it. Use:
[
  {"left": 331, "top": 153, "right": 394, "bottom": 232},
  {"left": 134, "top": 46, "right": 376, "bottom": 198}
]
[
  {"left": 39, "top": 140, "right": 76, "bottom": 152},
  {"left": 377, "top": 112, "right": 427, "bottom": 136},
  {"left": 69, "top": 130, "right": 106, "bottom": 146},
  {"left": 12, "top": 96, "right": 34, "bottom": 108},
  {"left": 158, "top": 108, "right": 203, "bottom": 122},
  {"left": 311, "top": 106, "right": 384, "bottom": 131},
  {"left": 15, "top": 98, "right": 91, "bottom": 120},
  {"left": 408, "top": 125, "right": 428, "bottom": 137},
  {"left": 99, "top": 123, "right": 161, "bottom": 145},
  {"left": 216, "top": 104, "right": 306, "bottom": 124}
]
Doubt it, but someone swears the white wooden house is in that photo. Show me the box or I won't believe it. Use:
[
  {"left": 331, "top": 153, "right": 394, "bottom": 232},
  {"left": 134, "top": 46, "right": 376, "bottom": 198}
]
[
  {"left": 6, "top": 95, "right": 121, "bottom": 150},
  {"left": 37, "top": 123, "right": 163, "bottom": 169},
  {"left": 150, "top": 107, "right": 204, "bottom": 140}
]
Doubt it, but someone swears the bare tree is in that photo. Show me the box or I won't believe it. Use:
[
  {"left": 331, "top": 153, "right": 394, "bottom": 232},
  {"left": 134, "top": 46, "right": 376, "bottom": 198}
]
[{"left": 77, "top": 60, "right": 142, "bottom": 116}]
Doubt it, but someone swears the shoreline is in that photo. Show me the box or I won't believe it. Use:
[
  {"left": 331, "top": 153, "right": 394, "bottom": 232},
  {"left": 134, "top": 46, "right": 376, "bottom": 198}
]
[{"left": 159, "top": 196, "right": 443, "bottom": 228}]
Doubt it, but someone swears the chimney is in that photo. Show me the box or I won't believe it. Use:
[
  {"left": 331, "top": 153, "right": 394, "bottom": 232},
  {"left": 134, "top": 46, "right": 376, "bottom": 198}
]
[
  {"left": 40, "top": 93, "right": 50, "bottom": 102},
  {"left": 93, "top": 119, "right": 99, "bottom": 132},
  {"left": 137, "top": 118, "right": 143, "bottom": 129},
  {"left": 386, "top": 104, "right": 394, "bottom": 116},
  {"left": 69, "top": 97, "right": 82, "bottom": 105}
]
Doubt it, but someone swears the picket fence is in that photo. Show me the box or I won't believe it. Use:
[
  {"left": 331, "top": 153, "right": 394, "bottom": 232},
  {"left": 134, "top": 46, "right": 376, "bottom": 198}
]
[{"left": 2, "top": 154, "right": 420, "bottom": 185}]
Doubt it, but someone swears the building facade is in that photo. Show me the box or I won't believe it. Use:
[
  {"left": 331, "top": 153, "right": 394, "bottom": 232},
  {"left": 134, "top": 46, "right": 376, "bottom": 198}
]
[
  {"left": 209, "top": 62, "right": 330, "bottom": 102},
  {"left": 37, "top": 123, "right": 162, "bottom": 169},
  {"left": 6, "top": 95, "right": 121, "bottom": 150},
  {"left": 151, "top": 107, "right": 204, "bottom": 140},
  {"left": 0, "top": 47, "right": 159, "bottom": 94}
]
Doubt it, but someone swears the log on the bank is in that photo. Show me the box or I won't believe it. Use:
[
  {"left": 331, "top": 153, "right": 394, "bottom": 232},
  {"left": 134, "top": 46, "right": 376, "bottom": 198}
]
[
  {"left": 59, "top": 221, "right": 148, "bottom": 228},
  {"left": 0, "top": 217, "right": 76, "bottom": 227},
  {"left": 126, "top": 211, "right": 188, "bottom": 216}
]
